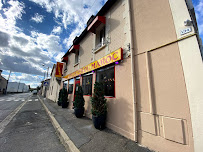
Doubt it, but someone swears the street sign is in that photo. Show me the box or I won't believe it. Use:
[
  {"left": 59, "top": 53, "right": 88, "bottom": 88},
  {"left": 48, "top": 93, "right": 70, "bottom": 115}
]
[{"left": 43, "top": 81, "right": 49, "bottom": 86}]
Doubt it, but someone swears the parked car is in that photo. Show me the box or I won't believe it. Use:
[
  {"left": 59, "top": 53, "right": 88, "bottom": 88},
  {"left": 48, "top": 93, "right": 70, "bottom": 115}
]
[{"left": 32, "top": 90, "right": 37, "bottom": 95}]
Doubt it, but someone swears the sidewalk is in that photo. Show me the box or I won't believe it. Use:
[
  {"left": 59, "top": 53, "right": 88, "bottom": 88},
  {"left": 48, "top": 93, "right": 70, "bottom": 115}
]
[{"left": 38, "top": 95, "right": 153, "bottom": 152}]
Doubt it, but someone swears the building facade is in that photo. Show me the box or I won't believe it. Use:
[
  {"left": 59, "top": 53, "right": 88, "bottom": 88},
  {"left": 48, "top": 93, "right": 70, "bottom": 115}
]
[
  {"left": 7, "top": 82, "right": 29, "bottom": 93},
  {"left": 46, "top": 64, "right": 61, "bottom": 102},
  {"left": 0, "top": 70, "right": 7, "bottom": 94},
  {"left": 49, "top": 0, "right": 203, "bottom": 152}
]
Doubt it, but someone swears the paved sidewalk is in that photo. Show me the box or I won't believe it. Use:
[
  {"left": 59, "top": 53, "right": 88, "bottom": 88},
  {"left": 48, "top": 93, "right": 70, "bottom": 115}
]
[{"left": 38, "top": 95, "right": 153, "bottom": 152}]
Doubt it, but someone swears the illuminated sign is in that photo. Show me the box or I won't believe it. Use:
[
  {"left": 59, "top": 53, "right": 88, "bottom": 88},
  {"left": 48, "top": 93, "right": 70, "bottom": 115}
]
[
  {"left": 63, "top": 48, "right": 123, "bottom": 79},
  {"left": 55, "top": 62, "right": 64, "bottom": 77}
]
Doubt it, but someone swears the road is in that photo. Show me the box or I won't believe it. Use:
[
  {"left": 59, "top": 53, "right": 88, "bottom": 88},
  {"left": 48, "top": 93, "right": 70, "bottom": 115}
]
[{"left": 0, "top": 93, "right": 66, "bottom": 152}]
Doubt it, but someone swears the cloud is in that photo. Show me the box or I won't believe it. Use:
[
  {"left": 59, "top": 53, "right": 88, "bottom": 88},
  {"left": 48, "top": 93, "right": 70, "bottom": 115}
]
[
  {"left": 31, "top": 13, "right": 44, "bottom": 23},
  {"left": 54, "top": 51, "right": 65, "bottom": 62},
  {"left": 0, "top": 0, "right": 25, "bottom": 33},
  {"left": 51, "top": 26, "right": 62, "bottom": 35},
  {"left": 194, "top": 0, "right": 203, "bottom": 35},
  {"left": 13, "top": 35, "right": 29, "bottom": 45},
  {"left": 0, "top": 31, "right": 10, "bottom": 47},
  {"left": 29, "top": 0, "right": 107, "bottom": 48}
]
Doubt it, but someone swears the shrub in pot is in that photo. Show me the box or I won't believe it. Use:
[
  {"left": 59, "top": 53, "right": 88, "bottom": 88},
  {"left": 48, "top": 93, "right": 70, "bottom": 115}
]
[
  {"left": 61, "top": 88, "right": 69, "bottom": 108},
  {"left": 91, "top": 82, "right": 107, "bottom": 130},
  {"left": 57, "top": 89, "right": 62, "bottom": 106},
  {"left": 73, "top": 86, "right": 85, "bottom": 118}
]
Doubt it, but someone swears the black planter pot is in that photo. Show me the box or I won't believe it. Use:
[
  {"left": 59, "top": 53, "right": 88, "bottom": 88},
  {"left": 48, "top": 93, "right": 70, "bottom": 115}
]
[
  {"left": 58, "top": 101, "right": 62, "bottom": 106},
  {"left": 62, "top": 101, "right": 69, "bottom": 108},
  {"left": 74, "top": 107, "right": 84, "bottom": 118},
  {"left": 92, "top": 114, "right": 106, "bottom": 130}
]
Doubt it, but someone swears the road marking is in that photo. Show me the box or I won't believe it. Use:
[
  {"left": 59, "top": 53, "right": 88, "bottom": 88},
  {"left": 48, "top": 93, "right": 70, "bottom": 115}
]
[
  {"left": 28, "top": 99, "right": 32, "bottom": 101},
  {"left": 0, "top": 95, "right": 32, "bottom": 134},
  {"left": 35, "top": 99, "right": 38, "bottom": 101}
]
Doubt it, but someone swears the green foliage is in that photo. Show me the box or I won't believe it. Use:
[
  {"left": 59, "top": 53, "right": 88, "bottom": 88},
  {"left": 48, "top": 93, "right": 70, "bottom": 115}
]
[
  {"left": 57, "top": 89, "right": 63, "bottom": 106},
  {"left": 91, "top": 82, "right": 107, "bottom": 116},
  {"left": 61, "top": 88, "right": 68, "bottom": 103},
  {"left": 74, "top": 86, "right": 85, "bottom": 109}
]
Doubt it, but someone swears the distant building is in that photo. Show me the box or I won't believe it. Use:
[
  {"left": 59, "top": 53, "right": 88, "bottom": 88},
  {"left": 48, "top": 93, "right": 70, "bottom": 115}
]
[
  {"left": 41, "top": 79, "right": 50, "bottom": 97},
  {"left": 46, "top": 64, "right": 61, "bottom": 102},
  {"left": 7, "top": 82, "right": 29, "bottom": 93},
  {"left": 0, "top": 70, "right": 8, "bottom": 94}
]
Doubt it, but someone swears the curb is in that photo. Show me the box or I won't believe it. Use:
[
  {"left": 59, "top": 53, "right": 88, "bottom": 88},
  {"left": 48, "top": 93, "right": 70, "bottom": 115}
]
[{"left": 38, "top": 95, "right": 80, "bottom": 152}]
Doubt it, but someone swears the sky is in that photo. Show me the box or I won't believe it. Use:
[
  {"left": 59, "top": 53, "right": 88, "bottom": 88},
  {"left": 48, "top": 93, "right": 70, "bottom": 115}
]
[
  {"left": 0, "top": 0, "right": 107, "bottom": 88},
  {"left": 0, "top": 0, "right": 202, "bottom": 88}
]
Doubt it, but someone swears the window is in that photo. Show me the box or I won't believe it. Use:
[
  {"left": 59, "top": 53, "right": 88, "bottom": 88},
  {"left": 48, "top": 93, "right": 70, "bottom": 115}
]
[
  {"left": 63, "top": 80, "right": 68, "bottom": 89},
  {"left": 82, "top": 73, "right": 92, "bottom": 95},
  {"left": 95, "top": 25, "right": 106, "bottom": 50},
  {"left": 75, "top": 50, "right": 79, "bottom": 64},
  {"left": 96, "top": 65, "right": 115, "bottom": 97},
  {"left": 68, "top": 79, "right": 74, "bottom": 94}
]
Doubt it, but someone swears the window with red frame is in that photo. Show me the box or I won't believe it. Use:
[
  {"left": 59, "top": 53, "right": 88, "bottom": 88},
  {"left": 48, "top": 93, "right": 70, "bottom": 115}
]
[{"left": 96, "top": 65, "right": 115, "bottom": 97}]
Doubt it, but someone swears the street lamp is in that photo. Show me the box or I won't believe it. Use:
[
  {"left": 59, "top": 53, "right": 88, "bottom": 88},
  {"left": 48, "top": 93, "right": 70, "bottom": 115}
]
[{"left": 42, "top": 64, "right": 49, "bottom": 80}]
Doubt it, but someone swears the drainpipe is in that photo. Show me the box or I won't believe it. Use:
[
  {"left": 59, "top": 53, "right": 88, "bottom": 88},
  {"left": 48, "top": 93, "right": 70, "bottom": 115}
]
[{"left": 127, "top": 0, "right": 138, "bottom": 142}]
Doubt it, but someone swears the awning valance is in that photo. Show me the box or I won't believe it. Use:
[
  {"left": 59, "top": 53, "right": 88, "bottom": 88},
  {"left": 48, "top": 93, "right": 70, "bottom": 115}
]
[
  {"left": 69, "top": 45, "right": 80, "bottom": 53},
  {"left": 87, "top": 16, "right": 106, "bottom": 34}
]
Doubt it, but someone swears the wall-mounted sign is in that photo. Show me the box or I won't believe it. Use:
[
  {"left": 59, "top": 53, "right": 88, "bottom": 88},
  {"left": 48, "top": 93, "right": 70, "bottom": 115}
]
[
  {"left": 180, "top": 27, "right": 192, "bottom": 35},
  {"left": 55, "top": 62, "right": 63, "bottom": 77},
  {"left": 43, "top": 81, "right": 49, "bottom": 86},
  {"left": 63, "top": 48, "right": 123, "bottom": 79}
]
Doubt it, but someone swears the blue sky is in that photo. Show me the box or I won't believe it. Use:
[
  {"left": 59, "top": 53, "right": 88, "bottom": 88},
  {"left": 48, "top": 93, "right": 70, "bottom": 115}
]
[
  {"left": 0, "top": 0, "right": 202, "bottom": 88},
  {"left": 0, "top": 0, "right": 107, "bottom": 87}
]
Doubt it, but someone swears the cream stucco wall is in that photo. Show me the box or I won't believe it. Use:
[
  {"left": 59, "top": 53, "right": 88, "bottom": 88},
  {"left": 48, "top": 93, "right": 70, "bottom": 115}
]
[
  {"left": 131, "top": 0, "right": 195, "bottom": 151},
  {"left": 63, "top": 0, "right": 135, "bottom": 140},
  {"left": 47, "top": 65, "right": 61, "bottom": 102},
  {"left": 169, "top": 0, "right": 203, "bottom": 151}
]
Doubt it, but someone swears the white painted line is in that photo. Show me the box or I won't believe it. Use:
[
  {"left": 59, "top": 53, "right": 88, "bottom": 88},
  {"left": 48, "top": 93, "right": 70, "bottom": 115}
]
[
  {"left": 28, "top": 99, "right": 32, "bottom": 101},
  {"left": 35, "top": 99, "right": 38, "bottom": 101},
  {"left": 0, "top": 95, "right": 32, "bottom": 134}
]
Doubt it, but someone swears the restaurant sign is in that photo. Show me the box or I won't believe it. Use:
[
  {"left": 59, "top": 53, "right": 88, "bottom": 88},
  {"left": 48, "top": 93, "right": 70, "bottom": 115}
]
[
  {"left": 63, "top": 48, "right": 123, "bottom": 79},
  {"left": 55, "top": 62, "right": 64, "bottom": 77}
]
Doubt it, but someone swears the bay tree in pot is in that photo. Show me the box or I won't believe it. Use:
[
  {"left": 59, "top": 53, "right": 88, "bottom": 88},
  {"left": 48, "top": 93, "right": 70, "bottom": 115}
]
[
  {"left": 61, "top": 88, "right": 69, "bottom": 108},
  {"left": 91, "top": 82, "right": 107, "bottom": 130},
  {"left": 74, "top": 86, "right": 85, "bottom": 118}
]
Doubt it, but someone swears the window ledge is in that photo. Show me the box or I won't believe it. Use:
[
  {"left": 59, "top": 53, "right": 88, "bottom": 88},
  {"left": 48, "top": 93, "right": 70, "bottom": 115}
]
[
  {"left": 93, "top": 44, "right": 106, "bottom": 54},
  {"left": 74, "top": 62, "right": 79, "bottom": 67}
]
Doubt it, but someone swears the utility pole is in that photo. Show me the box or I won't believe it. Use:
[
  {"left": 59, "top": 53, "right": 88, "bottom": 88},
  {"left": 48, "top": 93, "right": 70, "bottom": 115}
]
[{"left": 47, "top": 67, "right": 49, "bottom": 79}]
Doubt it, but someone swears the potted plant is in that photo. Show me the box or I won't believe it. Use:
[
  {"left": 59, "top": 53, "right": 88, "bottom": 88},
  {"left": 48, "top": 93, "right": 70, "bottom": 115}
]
[
  {"left": 91, "top": 82, "right": 107, "bottom": 130},
  {"left": 61, "top": 88, "right": 69, "bottom": 108},
  {"left": 74, "top": 86, "right": 85, "bottom": 118},
  {"left": 57, "top": 89, "right": 62, "bottom": 106}
]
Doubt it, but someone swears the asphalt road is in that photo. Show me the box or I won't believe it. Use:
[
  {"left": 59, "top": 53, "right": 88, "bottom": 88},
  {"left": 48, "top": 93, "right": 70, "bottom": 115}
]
[
  {"left": 0, "top": 93, "right": 66, "bottom": 152},
  {"left": 0, "top": 93, "right": 31, "bottom": 122}
]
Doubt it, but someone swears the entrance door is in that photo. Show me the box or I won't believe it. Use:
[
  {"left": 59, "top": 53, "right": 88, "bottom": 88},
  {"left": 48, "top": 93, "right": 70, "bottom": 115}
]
[{"left": 73, "top": 79, "right": 80, "bottom": 101}]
